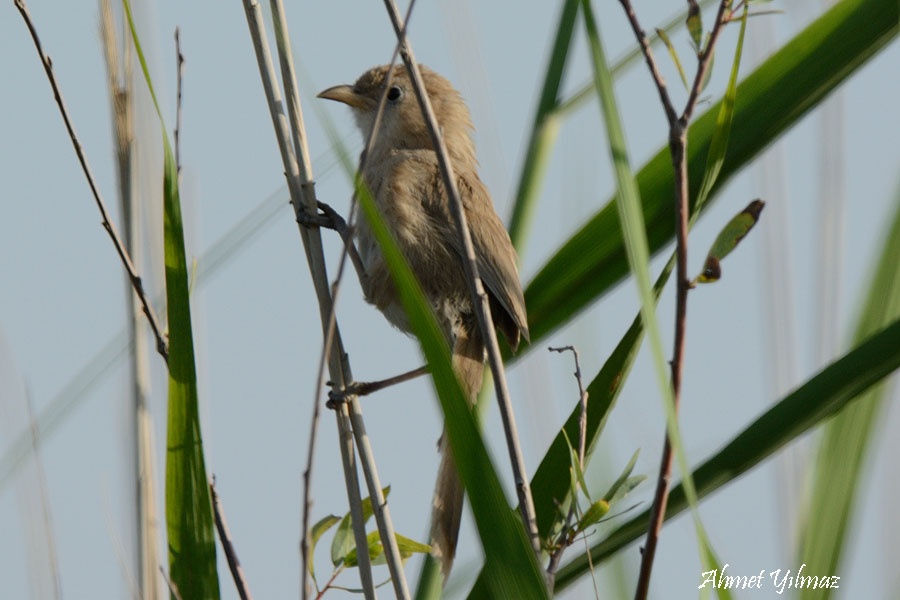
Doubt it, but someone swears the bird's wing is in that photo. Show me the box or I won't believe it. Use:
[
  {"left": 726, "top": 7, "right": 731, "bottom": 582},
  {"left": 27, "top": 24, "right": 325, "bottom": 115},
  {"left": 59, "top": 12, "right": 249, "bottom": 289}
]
[{"left": 425, "top": 161, "right": 530, "bottom": 351}]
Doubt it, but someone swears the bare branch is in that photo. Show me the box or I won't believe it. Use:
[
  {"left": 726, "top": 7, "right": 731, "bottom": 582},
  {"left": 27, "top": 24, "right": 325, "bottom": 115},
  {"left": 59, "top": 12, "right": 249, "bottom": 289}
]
[
  {"left": 615, "top": 0, "right": 678, "bottom": 124},
  {"left": 14, "top": 0, "right": 168, "bottom": 362},
  {"left": 617, "top": 0, "right": 735, "bottom": 597}
]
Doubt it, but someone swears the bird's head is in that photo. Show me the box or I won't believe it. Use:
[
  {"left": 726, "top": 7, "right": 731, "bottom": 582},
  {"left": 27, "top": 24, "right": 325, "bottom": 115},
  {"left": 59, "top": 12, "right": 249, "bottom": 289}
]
[{"left": 318, "top": 64, "right": 476, "bottom": 166}]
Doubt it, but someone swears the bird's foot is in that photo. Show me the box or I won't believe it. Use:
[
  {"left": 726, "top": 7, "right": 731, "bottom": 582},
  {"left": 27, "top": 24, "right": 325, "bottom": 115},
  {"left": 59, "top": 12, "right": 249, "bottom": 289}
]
[
  {"left": 296, "top": 201, "right": 349, "bottom": 235},
  {"left": 324, "top": 365, "right": 430, "bottom": 408}
]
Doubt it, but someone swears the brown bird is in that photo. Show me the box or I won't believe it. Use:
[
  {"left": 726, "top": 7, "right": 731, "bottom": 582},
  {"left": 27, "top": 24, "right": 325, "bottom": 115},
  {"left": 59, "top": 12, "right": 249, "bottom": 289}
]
[{"left": 318, "top": 64, "right": 529, "bottom": 579}]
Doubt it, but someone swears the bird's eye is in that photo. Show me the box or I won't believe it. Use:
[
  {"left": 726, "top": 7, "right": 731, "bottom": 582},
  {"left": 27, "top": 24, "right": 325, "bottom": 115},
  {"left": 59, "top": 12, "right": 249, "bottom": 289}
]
[{"left": 387, "top": 86, "right": 403, "bottom": 102}]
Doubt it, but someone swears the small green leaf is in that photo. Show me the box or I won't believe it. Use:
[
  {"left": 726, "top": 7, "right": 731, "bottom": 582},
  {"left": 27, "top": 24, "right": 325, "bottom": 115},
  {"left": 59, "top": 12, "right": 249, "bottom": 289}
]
[
  {"left": 344, "top": 531, "right": 384, "bottom": 568},
  {"left": 602, "top": 449, "right": 640, "bottom": 502},
  {"left": 607, "top": 475, "right": 647, "bottom": 507},
  {"left": 656, "top": 28, "right": 689, "bottom": 89},
  {"left": 344, "top": 531, "right": 430, "bottom": 567},
  {"left": 562, "top": 429, "right": 590, "bottom": 501},
  {"left": 308, "top": 515, "right": 341, "bottom": 576},
  {"left": 576, "top": 500, "right": 610, "bottom": 532},
  {"left": 330, "top": 486, "right": 390, "bottom": 566},
  {"left": 694, "top": 199, "right": 765, "bottom": 284},
  {"left": 687, "top": 0, "right": 704, "bottom": 52},
  {"left": 394, "top": 533, "right": 431, "bottom": 559}
]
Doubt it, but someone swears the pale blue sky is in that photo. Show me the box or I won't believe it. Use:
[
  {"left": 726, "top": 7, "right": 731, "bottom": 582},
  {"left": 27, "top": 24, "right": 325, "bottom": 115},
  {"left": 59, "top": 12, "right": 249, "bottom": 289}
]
[{"left": 1, "top": 1, "right": 898, "bottom": 598}]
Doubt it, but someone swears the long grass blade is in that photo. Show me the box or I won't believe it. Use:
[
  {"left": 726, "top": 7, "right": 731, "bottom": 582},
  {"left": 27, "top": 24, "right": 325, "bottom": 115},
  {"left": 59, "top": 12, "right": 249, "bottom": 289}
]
[
  {"left": 317, "top": 114, "right": 548, "bottom": 598},
  {"left": 122, "top": 2, "right": 220, "bottom": 595},
  {"left": 798, "top": 185, "right": 900, "bottom": 598}
]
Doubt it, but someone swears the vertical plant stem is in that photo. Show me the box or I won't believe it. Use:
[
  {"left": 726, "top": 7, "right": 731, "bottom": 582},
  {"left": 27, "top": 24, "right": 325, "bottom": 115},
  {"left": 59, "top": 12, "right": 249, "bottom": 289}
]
[
  {"left": 240, "top": 2, "right": 381, "bottom": 597},
  {"left": 99, "top": 3, "right": 162, "bottom": 598},
  {"left": 265, "top": 1, "right": 411, "bottom": 597}
]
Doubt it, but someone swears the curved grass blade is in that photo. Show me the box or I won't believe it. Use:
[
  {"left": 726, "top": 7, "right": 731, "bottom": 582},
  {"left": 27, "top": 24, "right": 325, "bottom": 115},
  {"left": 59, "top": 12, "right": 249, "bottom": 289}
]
[
  {"left": 318, "top": 116, "right": 547, "bottom": 598},
  {"left": 553, "top": 317, "right": 900, "bottom": 591},
  {"left": 519, "top": 0, "right": 900, "bottom": 354},
  {"left": 798, "top": 186, "right": 900, "bottom": 599},
  {"left": 122, "top": 2, "right": 219, "bottom": 596}
]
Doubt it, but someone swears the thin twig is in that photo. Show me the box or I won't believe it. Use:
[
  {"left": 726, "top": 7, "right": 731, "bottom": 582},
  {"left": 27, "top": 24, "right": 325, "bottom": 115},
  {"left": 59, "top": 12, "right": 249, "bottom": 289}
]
[
  {"left": 380, "top": 0, "right": 542, "bottom": 559},
  {"left": 210, "top": 478, "right": 254, "bottom": 600},
  {"left": 615, "top": 0, "right": 678, "bottom": 125},
  {"left": 240, "top": 2, "right": 377, "bottom": 598},
  {"left": 14, "top": 0, "right": 169, "bottom": 363},
  {"left": 546, "top": 345, "right": 589, "bottom": 579},
  {"left": 617, "top": 0, "right": 734, "bottom": 598},
  {"left": 174, "top": 28, "right": 184, "bottom": 178}
]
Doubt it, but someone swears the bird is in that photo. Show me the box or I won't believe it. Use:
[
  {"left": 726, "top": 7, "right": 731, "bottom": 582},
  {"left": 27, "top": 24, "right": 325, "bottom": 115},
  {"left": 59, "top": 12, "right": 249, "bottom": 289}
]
[{"left": 318, "top": 64, "right": 529, "bottom": 580}]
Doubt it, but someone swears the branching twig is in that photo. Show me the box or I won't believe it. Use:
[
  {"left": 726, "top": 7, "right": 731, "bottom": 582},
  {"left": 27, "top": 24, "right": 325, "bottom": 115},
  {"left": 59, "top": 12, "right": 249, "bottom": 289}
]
[
  {"left": 615, "top": 0, "right": 734, "bottom": 598},
  {"left": 210, "top": 478, "right": 254, "bottom": 600},
  {"left": 380, "top": 0, "right": 542, "bottom": 559},
  {"left": 15, "top": 0, "right": 169, "bottom": 363},
  {"left": 546, "top": 345, "right": 589, "bottom": 579}
]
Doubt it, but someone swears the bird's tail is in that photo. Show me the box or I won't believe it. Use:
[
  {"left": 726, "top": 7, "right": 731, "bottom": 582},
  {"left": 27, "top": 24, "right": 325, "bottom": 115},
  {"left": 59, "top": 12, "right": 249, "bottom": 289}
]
[{"left": 429, "top": 324, "right": 484, "bottom": 580}]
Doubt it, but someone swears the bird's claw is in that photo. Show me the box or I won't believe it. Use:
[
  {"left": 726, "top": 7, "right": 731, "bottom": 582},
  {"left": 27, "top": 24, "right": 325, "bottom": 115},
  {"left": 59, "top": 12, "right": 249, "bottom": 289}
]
[
  {"left": 325, "top": 380, "right": 371, "bottom": 408},
  {"left": 296, "top": 201, "right": 348, "bottom": 234}
]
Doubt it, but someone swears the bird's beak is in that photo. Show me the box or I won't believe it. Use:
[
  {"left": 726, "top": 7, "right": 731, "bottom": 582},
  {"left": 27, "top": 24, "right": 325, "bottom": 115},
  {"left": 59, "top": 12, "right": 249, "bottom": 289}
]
[{"left": 317, "top": 85, "right": 371, "bottom": 110}]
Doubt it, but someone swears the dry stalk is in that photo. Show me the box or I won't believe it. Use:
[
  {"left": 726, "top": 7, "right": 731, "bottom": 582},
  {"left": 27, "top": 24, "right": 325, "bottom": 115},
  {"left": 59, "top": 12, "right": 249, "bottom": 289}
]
[
  {"left": 241, "top": 2, "right": 385, "bottom": 598},
  {"left": 99, "top": 2, "right": 162, "bottom": 599},
  {"left": 265, "top": 0, "right": 413, "bottom": 597}
]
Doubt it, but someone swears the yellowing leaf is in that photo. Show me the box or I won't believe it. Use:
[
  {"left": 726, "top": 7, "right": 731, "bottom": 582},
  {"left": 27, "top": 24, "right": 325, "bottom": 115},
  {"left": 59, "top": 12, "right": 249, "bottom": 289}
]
[
  {"left": 687, "top": 0, "right": 704, "bottom": 52},
  {"left": 656, "top": 28, "right": 689, "bottom": 89},
  {"left": 694, "top": 199, "right": 765, "bottom": 284}
]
